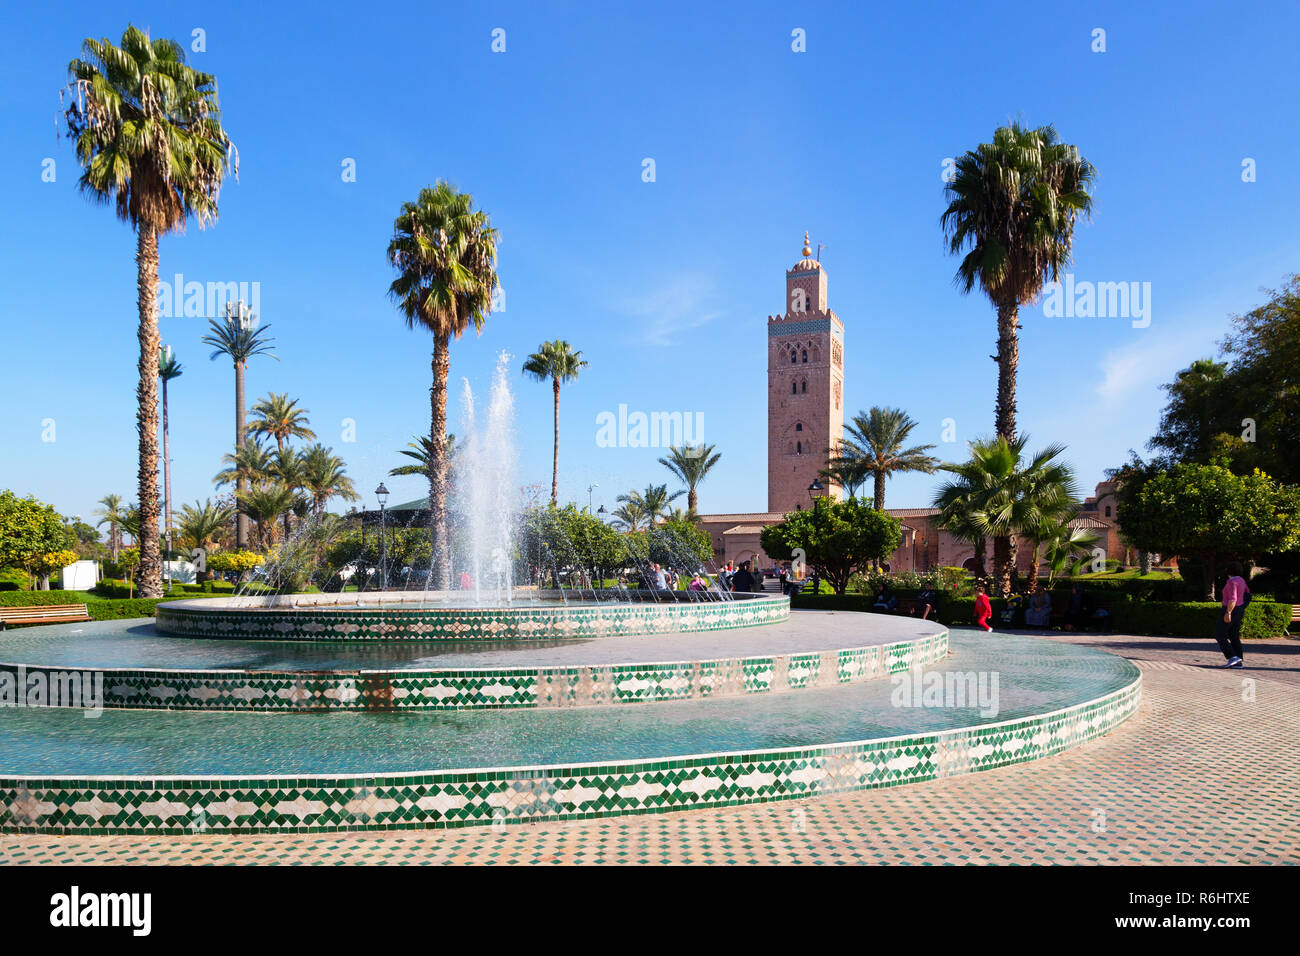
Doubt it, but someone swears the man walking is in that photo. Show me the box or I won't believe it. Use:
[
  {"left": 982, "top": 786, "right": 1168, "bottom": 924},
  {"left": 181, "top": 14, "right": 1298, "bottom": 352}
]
[{"left": 1214, "top": 561, "right": 1250, "bottom": 668}]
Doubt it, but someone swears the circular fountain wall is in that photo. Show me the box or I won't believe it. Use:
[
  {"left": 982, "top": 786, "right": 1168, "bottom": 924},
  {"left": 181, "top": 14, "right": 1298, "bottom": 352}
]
[{"left": 155, "top": 591, "right": 790, "bottom": 642}]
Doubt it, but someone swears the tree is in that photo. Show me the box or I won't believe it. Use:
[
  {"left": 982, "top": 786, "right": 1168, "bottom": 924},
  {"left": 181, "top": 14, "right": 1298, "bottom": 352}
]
[
  {"left": 616, "top": 484, "right": 682, "bottom": 530},
  {"left": 1118, "top": 461, "right": 1300, "bottom": 600},
  {"left": 93, "top": 493, "right": 126, "bottom": 560},
  {"left": 301, "top": 444, "right": 359, "bottom": 515},
  {"left": 202, "top": 311, "right": 277, "bottom": 549},
  {"left": 1031, "top": 516, "right": 1099, "bottom": 584},
  {"left": 0, "top": 491, "right": 71, "bottom": 590},
  {"left": 177, "top": 499, "right": 234, "bottom": 580},
  {"left": 214, "top": 438, "right": 273, "bottom": 492},
  {"left": 931, "top": 482, "right": 987, "bottom": 579},
  {"left": 65, "top": 26, "right": 236, "bottom": 597},
  {"left": 760, "top": 499, "right": 903, "bottom": 595},
  {"left": 522, "top": 340, "right": 587, "bottom": 507},
  {"left": 249, "top": 392, "right": 315, "bottom": 451},
  {"left": 658, "top": 444, "right": 721, "bottom": 514},
  {"left": 943, "top": 124, "right": 1094, "bottom": 586},
  {"left": 389, "top": 434, "right": 455, "bottom": 477},
  {"left": 942, "top": 123, "right": 1095, "bottom": 442},
  {"left": 387, "top": 181, "right": 499, "bottom": 589},
  {"left": 33, "top": 550, "right": 80, "bottom": 591},
  {"left": 934, "top": 436, "right": 1078, "bottom": 595},
  {"left": 158, "top": 345, "right": 182, "bottom": 556},
  {"left": 824, "top": 407, "right": 937, "bottom": 511},
  {"left": 238, "top": 484, "right": 303, "bottom": 552}
]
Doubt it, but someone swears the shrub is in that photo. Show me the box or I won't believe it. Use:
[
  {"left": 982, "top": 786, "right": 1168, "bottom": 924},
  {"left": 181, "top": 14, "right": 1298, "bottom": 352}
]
[
  {"left": 0, "top": 567, "right": 28, "bottom": 591},
  {"left": 92, "top": 578, "right": 138, "bottom": 599},
  {"left": 0, "top": 588, "right": 96, "bottom": 607},
  {"left": 1109, "top": 598, "right": 1291, "bottom": 640}
]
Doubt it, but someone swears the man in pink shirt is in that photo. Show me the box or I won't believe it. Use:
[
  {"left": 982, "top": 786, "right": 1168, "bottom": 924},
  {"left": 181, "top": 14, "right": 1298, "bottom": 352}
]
[{"left": 1214, "top": 561, "right": 1250, "bottom": 668}]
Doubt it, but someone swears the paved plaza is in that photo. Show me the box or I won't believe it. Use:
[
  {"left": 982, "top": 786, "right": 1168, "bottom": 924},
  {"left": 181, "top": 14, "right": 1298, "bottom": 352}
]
[{"left": 2, "top": 629, "right": 1295, "bottom": 866}]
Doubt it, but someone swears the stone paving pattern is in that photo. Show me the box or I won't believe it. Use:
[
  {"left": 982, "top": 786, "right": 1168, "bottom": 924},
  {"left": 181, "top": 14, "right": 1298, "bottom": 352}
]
[{"left": 1, "top": 630, "right": 1294, "bottom": 864}]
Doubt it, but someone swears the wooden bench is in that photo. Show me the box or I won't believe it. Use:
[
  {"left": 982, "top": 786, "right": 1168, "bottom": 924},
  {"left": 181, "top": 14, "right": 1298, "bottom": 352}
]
[
  {"left": 0, "top": 604, "right": 91, "bottom": 630},
  {"left": 1048, "top": 599, "right": 1113, "bottom": 633},
  {"left": 1292, "top": 605, "right": 1300, "bottom": 623}
]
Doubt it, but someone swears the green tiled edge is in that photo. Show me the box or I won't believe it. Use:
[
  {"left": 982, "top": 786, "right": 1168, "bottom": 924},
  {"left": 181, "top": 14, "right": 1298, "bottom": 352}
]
[
  {"left": 155, "top": 593, "right": 791, "bottom": 643},
  {"left": 0, "top": 631, "right": 949, "bottom": 712},
  {"left": 0, "top": 668, "right": 1140, "bottom": 835}
]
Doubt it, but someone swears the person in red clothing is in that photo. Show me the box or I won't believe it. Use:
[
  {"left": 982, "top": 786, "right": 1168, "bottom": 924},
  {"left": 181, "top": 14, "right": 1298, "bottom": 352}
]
[
  {"left": 974, "top": 583, "right": 994, "bottom": 632},
  {"left": 1214, "top": 561, "right": 1250, "bottom": 668}
]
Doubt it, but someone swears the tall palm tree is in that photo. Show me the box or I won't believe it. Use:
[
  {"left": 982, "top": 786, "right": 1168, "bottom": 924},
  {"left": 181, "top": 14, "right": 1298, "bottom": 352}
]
[
  {"left": 94, "top": 494, "right": 126, "bottom": 560},
  {"left": 824, "top": 407, "right": 938, "bottom": 511},
  {"left": 616, "top": 483, "right": 683, "bottom": 530},
  {"left": 249, "top": 392, "right": 315, "bottom": 451},
  {"left": 202, "top": 311, "right": 277, "bottom": 549},
  {"left": 389, "top": 434, "right": 456, "bottom": 477},
  {"left": 931, "top": 482, "right": 988, "bottom": 580},
  {"left": 387, "top": 181, "right": 499, "bottom": 589},
  {"left": 158, "top": 346, "right": 182, "bottom": 556},
  {"left": 936, "top": 435, "right": 1079, "bottom": 595},
  {"left": 941, "top": 122, "right": 1095, "bottom": 443},
  {"left": 658, "top": 444, "right": 721, "bottom": 514},
  {"left": 65, "top": 26, "right": 236, "bottom": 597},
  {"left": 301, "top": 444, "right": 359, "bottom": 515},
  {"left": 522, "top": 340, "right": 588, "bottom": 507},
  {"left": 611, "top": 501, "right": 650, "bottom": 533}
]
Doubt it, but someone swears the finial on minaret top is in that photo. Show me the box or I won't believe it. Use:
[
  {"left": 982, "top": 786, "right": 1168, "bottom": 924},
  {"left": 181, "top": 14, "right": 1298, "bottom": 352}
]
[{"left": 802, "top": 232, "right": 812, "bottom": 257}]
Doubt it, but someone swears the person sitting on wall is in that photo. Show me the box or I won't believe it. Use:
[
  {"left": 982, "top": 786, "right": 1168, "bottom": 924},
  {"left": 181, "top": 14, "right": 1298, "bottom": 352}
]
[
  {"left": 1065, "top": 583, "right": 1091, "bottom": 631},
  {"left": 872, "top": 583, "right": 898, "bottom": 612},
  {"left": 1024, "top": 587, "right": 1052, "bottom": 628},
  {"left": 1000, "top": 589, "right": 1024, "bottom": 627}
]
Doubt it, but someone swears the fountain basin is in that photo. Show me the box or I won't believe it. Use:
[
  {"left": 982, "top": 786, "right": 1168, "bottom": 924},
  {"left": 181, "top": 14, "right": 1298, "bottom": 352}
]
[{"left": 155, "top": 591, "right": 790, "bottom": 642}]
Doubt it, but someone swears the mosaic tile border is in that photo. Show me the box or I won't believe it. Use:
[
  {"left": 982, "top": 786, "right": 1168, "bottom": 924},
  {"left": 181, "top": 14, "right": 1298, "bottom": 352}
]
[
  {"left": 0, "top": 631, "right": 948, "bottom": 712},
  {"left": 155, "top": 593, "right": 790, "bottom": 643},
  {"left": 0, "top": 663, "right": 1140, "bottom": 835}
]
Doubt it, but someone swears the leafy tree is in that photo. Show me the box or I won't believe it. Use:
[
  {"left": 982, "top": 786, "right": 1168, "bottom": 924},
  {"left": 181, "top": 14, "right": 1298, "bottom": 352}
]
[
  {"left": 206, "top": 549, "right": 263, "bottom": 578},
  {"left": 1118, "top": 461, "right": 1300, "bottom": 600},
  {"left": 65, "top": 26, "right": 236, "bottom": 596},
  {"left": 823, "top": 406, "right": 937, "bottom": 510},
  {"left": 203, "top": 311, "right": 278, "bottom": 549},
  {"left": 522, "top": 341, "right": 588, "bottom": 507},
  {"left": 0, "top": 491, "right": 70, "bottom": 589},
  {"left": 658, "top": 444, "right": 722, "bottom": 515},
  {"left": 388, "top": 181, "right": 499, "bottom": 590},
  {"left": 643, "top": 518, "right": 713, "bottom": 568},
  {"left": 118, "top": 547, "right": 141, "bottom": 597},
  {"left": 517, "top": 505, "right": 626, "bottom": 586},
  {"left": 1031, "top": 517, "right": 1099, "bottom": 584},
  {"left": 1147, "top": 359, "right": 1236, "bottom": 466},
  {"left": 33, "top": 550, "right": 80, "bottom": 590},
  {"left": 760, "top": 499, "right": 903, "bottom": 595}
]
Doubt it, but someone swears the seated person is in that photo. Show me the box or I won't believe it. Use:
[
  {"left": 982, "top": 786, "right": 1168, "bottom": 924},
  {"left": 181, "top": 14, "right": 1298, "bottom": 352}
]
[
  {"left": 872, "top": 584, "right": 898, "bottom": 612},
  {"left": 914, "top": 586, "right": 938, "bottom": 621},
  {"left": 1024, "top": 588, "right": 1052, "bottom": 628},
  {"left": 1000, "top": 591, "right": 1024, "bottom": 626}
]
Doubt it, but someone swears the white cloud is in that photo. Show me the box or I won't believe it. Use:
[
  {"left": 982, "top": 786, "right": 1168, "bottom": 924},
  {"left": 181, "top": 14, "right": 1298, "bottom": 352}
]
[{"left": 614, "top": 274, "right": 725, "bottom": 346}]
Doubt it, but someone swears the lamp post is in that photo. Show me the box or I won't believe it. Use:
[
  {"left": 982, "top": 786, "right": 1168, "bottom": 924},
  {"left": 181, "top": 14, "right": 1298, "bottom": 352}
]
[
  {"left": 588, "top": 483, "right": 599, "bottom": 513},
  {"left": 806, "top": 479, "right": 824, "bottom": 595},
  {"left": 375, "top": 482, "right": 389, "bottom": 591},
  {"left": 596, "top": 504, "right": 607, "bottom": 522}
]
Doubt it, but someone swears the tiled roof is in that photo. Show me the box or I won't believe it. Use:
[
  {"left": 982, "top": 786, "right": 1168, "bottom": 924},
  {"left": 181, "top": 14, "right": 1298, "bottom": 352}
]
[
  {"left": 722, "top": 525, "right": 767, "bottom": 535},
  {"left": 1070, "top": 515, "right": 1114, "bottom": 529}
]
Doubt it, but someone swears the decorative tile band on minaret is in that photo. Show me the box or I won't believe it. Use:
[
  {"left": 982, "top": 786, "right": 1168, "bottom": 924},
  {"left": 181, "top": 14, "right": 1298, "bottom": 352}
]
[{"left": 767, "top": 233, "right": 845, "bottom": 514}]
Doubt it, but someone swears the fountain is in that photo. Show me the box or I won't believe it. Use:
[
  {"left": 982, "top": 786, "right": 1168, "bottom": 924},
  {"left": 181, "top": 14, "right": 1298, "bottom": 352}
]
[{"left": 0, "top": 355, "right": 1141, "bottom": 835}]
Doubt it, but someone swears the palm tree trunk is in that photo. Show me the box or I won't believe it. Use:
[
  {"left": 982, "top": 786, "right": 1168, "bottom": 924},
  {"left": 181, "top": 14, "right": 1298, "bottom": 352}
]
[
  {"left": 162, "top": 378, "right": 173, "bottom": 564},
  {"left": 688, "top": 488, "right": 698, "bottom": 513},
  {"left": 430, "top": 332, "right": 451, "bottom": 589},
  {"left": 135, "top": 225, "right": 163, "bottom": 599},
  {"left": 873, "top": 471, "right": 886, "bottom": 511},
  {"left": 551, "top": 377, "right": 560, "bottom": 508},
  {"left": 993, "top": 534, "right": 1013, "bottom": 597},
  {"left": 974, "top": 536, "right": 986, "bottom": 579},
  {"left": 235, "top": 362, "right": 249, "bottom": 549}
]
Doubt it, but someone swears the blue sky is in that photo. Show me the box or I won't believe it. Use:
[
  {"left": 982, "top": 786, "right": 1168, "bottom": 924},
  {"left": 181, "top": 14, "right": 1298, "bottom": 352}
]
[{"left": 2, "top": 0, "right": 1297, "bottom": 525}]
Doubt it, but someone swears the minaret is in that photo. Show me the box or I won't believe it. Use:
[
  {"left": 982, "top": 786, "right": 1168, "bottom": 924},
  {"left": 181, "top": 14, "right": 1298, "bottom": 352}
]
[{"left": 766, "top": 233, "right": 845, "bottom": 513}]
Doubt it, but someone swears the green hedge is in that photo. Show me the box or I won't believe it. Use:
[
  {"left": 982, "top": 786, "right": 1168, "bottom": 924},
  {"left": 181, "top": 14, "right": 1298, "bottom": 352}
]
[
  {"left": 1047, "top": 576, "right": 1193, "bottom": 602},
  {"left": 1109, "top": 599, "right": 1291, "bottom": 640},
  {"left": 0, "top": 589, "right": 93, "bottom": 607},
  {"left": 795, "top": 591, "right": 1292, "bottom": 638}
]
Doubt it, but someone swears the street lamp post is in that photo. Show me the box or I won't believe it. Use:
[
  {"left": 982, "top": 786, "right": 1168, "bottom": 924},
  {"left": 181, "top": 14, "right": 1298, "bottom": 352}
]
[
  {"left": 588, "top": 483, "right": 599, "bottom": 513},
  {"left": 807, "top": 479, "right": 824, "bottom": 595},
  {"left": 375, "top": 482, "right": 389, "bottom": 591}
]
